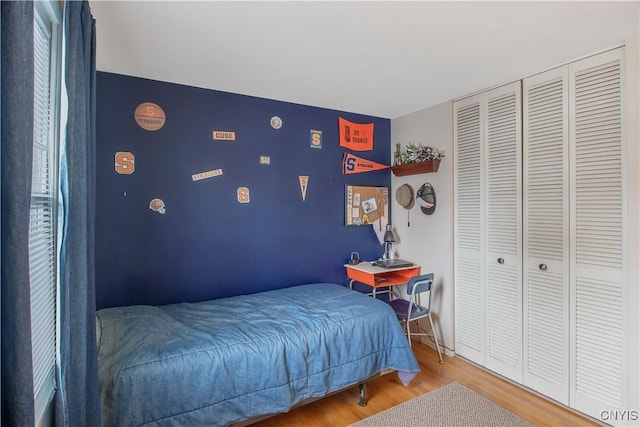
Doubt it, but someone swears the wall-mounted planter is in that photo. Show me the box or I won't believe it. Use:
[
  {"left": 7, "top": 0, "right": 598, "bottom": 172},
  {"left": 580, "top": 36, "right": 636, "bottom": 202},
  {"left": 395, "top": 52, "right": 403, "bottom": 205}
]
[{"left": 391, "top": 159, "right": 441, "bottom": 176}]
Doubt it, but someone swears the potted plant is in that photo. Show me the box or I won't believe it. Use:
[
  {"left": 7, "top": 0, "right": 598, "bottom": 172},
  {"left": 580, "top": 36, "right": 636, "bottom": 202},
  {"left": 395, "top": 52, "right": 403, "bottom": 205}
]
[{"left": 392, "top": 143, "right": 445, "bottom": 176}]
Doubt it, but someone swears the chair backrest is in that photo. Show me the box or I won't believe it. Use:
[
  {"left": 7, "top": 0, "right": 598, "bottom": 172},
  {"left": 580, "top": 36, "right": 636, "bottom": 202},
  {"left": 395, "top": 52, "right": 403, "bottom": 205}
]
[
  {"left": 407, "top": 273, "right": 434, "bottom": 315},
  {"left": 407, "top": 273, "right": 434, "bottom": 296}
]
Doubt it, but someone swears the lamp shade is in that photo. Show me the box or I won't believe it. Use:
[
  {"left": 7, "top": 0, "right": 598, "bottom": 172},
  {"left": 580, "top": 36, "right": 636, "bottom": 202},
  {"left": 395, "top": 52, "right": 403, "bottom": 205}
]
[{"left": 383, "top": 224, "right": 395, "bottom": 243}]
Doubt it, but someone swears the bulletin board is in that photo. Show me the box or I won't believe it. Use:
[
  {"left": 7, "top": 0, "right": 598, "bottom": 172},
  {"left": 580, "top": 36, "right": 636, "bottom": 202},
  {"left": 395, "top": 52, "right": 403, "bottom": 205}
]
[{"left": 345, "top": 185, "right": 389, "bottom": 226}]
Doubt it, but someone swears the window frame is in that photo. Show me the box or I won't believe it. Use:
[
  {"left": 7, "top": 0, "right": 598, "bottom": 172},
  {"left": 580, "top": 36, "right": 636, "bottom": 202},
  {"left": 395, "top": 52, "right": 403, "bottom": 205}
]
[{"left": 31, "top": 1, "right": 63, "bottom": 424}]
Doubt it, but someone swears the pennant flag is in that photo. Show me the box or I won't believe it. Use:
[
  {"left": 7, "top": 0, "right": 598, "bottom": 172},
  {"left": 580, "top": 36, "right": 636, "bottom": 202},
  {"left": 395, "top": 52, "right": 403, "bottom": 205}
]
[
  {"left": 342, "top": 152, "right": 389, "bottom": 174},
  {"left": 299, "top": 176, "right": 309, "bottom": 201},
  {"left": 338, "top": 117, "right": 374, "bottom": 151}
]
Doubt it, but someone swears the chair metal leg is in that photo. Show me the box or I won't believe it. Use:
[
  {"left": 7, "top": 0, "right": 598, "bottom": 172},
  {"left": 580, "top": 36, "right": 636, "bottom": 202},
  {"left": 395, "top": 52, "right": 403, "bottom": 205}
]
[
  {"left": 427, "top": 314, "right": 443, "bottom": 363},
  {"left": 406, "top": 319, "right": 412, "bottom": 347}
]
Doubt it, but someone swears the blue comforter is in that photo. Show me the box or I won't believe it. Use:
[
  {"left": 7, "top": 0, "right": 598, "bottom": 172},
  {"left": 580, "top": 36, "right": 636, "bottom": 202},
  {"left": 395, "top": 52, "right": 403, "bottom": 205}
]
[{"left": 97, "top": 283, "right": 420, "bottom": 426}]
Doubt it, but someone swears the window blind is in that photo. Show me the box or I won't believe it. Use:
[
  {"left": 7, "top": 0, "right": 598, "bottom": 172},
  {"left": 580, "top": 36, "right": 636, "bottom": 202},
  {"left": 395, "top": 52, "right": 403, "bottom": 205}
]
[{"left": 30, "top": 5, "right": 60, "bottom": 421}]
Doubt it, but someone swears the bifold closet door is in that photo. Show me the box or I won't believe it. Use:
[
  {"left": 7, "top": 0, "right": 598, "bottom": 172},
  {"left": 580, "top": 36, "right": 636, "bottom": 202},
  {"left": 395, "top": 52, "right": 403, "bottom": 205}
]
[
  {"left": 484, "top": 82, "right": 522, "bottom": 382},
  {"left": 524, "top": 48, "right": 627, "bottom": 417},
  {"left": 454, "top": 82, "right": 523, "bottom": 379},
  {"left": 523, "top": 66, "right": 570, "bottom": 404},
  {"left": 569, "top": 48, "right": 625, "bottom": 419},
  {"left": 454, "top": 95, "right": 485, "bottom": 365}
]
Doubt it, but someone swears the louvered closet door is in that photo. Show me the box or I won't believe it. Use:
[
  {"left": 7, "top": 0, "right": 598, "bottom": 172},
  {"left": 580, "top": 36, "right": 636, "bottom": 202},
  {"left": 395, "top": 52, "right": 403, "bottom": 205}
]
[
  {"left": 484, "top": 82, "right": 523, "bottom": 382},
  {"left": 454, "top": 94, "right": 485, "bottom": 365},
  {"left": 569, "top": 48, "right": 625, "bottom": 419},
  {"left": 523, "top": 66, "right": 570, "bottom": 404}
]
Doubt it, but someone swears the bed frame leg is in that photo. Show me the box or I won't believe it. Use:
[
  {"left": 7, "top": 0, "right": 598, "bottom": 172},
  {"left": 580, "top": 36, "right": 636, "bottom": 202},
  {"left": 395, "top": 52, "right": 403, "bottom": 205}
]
[{"left": 358, "top": 383, "right": 367, "bottom": 407}]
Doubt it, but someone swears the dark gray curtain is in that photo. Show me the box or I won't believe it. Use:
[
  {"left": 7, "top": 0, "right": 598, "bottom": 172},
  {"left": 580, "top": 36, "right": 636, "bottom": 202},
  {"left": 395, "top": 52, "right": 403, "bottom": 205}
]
[
  {"left": 55, "top": 2, "right": 100, "bottom": 426},
  {"left": 1, "top": 2, "right": 36, "bottom": 426}
]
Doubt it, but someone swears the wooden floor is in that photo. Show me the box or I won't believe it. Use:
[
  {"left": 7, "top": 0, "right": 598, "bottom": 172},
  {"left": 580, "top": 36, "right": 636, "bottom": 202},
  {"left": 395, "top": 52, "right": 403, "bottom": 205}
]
[{"left": 254, "top": 342, "right": 599, "bottom": 427}]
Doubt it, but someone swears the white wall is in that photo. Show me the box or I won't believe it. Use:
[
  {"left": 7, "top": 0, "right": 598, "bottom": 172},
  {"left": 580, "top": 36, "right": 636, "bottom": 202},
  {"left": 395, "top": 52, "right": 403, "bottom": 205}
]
[{"left": 390, "top": 101, "right": 454, "bottom": 356}]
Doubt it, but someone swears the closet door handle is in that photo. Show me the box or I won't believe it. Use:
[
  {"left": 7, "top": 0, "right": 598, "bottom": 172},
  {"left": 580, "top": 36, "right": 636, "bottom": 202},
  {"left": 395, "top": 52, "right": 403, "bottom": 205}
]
[
  {"left": 539, "top": 263, "right": 548, "bottom": 271},
  {"left": 497, "top": 258, "right": 505, "bottom": 264}
]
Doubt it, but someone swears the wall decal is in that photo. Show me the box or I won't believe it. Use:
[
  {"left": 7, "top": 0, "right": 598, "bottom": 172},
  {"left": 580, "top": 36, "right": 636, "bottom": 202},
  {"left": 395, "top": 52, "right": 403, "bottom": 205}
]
[
  {"left": 134, "top": 102, "right": 166, "bottom": 131},
  {"left": 338, "top": 117, "right": 373, "bottom": 151},
  {"left": 212, "top": 131, "right": 236, "bottom": 141},
  {"left": 149, "top": 198, "right": 166, "bottom": 214},
  {"left": 114, "top": 151, "right": 135, "bottom": 174},
  {"left": 260, "top": 155, "right": 271, "bottom": 165},
  {"left": 237, "top": 187, "right": 250, "bottom": 203},
  {"left": 192, "top": 168, "right": 223, "bottom": 181},
  {"left": 270, "top": 116, "right": 283, "bottom": 129},
  {"left": 299, "top": 176, "right": 309, "bottom": 201},
  {"left": 342, "top": 152, "right": 389, "bottom": 174},
  {"left": 310, "top": 130, "right": 322, "bottom": 149}
]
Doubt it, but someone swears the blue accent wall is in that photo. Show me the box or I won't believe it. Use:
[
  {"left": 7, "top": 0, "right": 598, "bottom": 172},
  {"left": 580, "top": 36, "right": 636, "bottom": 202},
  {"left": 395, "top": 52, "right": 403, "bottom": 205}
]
[{"left": 96, "top": 72, "right": 391, "bottom": 309}]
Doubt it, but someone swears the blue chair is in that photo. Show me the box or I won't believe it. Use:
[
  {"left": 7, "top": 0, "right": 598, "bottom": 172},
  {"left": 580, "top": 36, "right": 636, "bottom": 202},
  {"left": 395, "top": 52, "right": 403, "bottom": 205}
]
[{"left": 388, "top": 273, "right": 443, "bottom": 363}]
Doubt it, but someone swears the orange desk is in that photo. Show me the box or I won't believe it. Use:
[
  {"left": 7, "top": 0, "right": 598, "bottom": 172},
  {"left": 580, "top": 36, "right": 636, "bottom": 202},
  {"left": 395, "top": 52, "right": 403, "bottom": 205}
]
[{"left": 345, "top": 261, "right": 421, "bottom": 298}]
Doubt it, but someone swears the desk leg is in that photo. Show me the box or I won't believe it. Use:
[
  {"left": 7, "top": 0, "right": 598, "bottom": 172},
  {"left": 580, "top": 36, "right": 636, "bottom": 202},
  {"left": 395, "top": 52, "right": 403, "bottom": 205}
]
[{"left": 349, "top": 279, "right": 354, "bottom": 290}]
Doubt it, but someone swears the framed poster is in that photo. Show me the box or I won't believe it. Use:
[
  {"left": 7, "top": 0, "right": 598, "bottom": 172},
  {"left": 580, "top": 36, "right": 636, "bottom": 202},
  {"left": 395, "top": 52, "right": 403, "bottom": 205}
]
[{"left": 345, "top": 185, "right": 389, "bottom": 226}]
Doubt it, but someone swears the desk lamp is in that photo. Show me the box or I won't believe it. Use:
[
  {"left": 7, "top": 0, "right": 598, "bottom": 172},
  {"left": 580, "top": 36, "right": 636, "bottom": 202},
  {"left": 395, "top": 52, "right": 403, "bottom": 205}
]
[{"left": 383, "top": 224, "right": 395, "bottom": 259}]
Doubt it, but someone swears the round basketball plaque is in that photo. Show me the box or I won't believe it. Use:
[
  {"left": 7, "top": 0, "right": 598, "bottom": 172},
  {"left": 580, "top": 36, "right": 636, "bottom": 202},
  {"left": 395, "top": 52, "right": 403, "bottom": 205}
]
[{"left": 134, "top": 102, "right": 166, "bottom": 131}]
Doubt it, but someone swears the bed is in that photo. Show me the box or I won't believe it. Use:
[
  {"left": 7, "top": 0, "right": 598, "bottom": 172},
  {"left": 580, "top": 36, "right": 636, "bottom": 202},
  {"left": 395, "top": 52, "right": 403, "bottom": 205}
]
[{"left": 97, "top": 283, "right": 420, "bottom": 426}]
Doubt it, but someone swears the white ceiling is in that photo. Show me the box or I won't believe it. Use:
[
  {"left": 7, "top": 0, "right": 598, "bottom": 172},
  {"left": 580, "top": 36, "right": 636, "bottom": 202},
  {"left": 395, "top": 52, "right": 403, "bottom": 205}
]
[{"left": 91, "top": 1, "right": 639, "bottom": 119}]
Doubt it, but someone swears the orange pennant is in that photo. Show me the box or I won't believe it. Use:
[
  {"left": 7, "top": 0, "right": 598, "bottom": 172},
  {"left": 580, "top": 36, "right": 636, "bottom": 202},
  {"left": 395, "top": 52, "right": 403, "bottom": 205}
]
[
  {"left": 342, "top": 152, "right": 389, "bottom": 174},
  {"left": 338, "top": 117, "right": 374, "bottom": 151}
]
